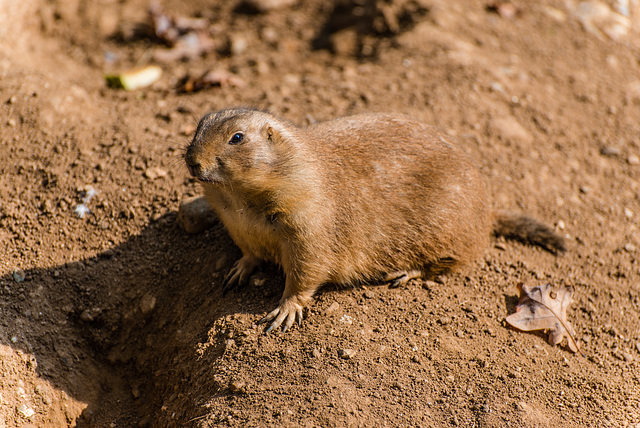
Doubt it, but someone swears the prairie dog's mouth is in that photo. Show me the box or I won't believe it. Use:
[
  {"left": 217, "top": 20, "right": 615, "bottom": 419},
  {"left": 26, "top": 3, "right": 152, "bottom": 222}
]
[
  {"left": 185, "top": 163, "right": 222, "bottom": 184},
  {"left": 197, "top": 176, "right": 223, "bottom": 184}
]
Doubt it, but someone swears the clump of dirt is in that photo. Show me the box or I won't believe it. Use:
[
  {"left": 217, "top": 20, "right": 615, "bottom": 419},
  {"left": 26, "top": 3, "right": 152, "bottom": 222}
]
[{"left": 1, "top": 0, "right": 639, "bottom": 427}]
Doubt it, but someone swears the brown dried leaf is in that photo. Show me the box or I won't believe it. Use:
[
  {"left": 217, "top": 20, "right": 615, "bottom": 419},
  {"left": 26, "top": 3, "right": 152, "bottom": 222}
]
[
  {"left": 175, "top": 70, "right": 246, "bottom": 93},
  {"left": 506, "top": 283, "right": 581, "bottom": 354}
]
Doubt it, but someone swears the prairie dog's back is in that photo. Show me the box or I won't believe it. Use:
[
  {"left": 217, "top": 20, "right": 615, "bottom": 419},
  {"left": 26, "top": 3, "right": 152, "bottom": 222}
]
[{"left": 300, "top": 113, "right": 492, "bottom": 283}]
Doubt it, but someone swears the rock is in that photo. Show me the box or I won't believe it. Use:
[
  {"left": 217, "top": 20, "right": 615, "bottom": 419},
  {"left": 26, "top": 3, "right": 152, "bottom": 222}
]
[
  {"left": 542, "top": 6, "right": 566, "bottom": 22},
  {"left": 622, "top": 352, "right": 634, "bottom": 362},
  {"left": 229, "top": 35, "right": 248, "bottom": 56},
  {"left": 339, "top": 349, "right": 357, "bottom": 359},
  {"left": 215, "top": 255, "right": 227, "bottom": 271},
  {"left": 181, "top": 123, "right": 196, "bottom": 136},
  {"left": 242, "top": 0, "right": 297, "bottom": 13},
  {"left": 628, "top": 154, "right": 640, "bottom": 165},
  {"left": 600, "top": 146, "right": 620, "bottom": 156},
  {"left": 140, "top": 294, "right": 157, "bottom": 315},
  {"left": 363, "top": 289, "right": 375, "bottom": 299},
  {"left": 252, "top": 277, "right": 267, "bottom": 287},
  {"left": 144, "top": 166, "right": 167, "bottom": 180},
  {"left": 80, "top": 307, "right": 102, "bottom": 322},
  {"left": 229, "top": 380, "right": 246, "bottom": 393},
  {"left": 438, "top": 317, "right": 451, "bottom": 326},
  {"left": 12, "top": 269, "right": 25, "bottom": 283},
  {"left": 491, "top": 117, "right": 533, "bottom": 144},
  {"left": 330, "top": 28, "right": 359, "bottom": 57},
  {"left": 17, "top": 404, "right": 35, "bottom": 418},
  {"left": 572, "top": 1, "right": 630, "bottom": 41},
  {"left": 131, "top": 384, "right": 141, "bottom": 399},
  {"left": 176, "top": 196, "right": 218, "bottom": 234},
  {"left": 325, "top": 302, "right": 340, "bottom": 315}
]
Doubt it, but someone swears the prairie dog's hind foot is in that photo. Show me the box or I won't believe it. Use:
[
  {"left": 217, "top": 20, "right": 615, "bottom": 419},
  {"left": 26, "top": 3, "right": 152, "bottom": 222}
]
[
  {"left": 222, "top": 255, "right": 261, "bottom": 295},
  {"left": 384, "top": 269, "right": 423, "bottom": 288}
]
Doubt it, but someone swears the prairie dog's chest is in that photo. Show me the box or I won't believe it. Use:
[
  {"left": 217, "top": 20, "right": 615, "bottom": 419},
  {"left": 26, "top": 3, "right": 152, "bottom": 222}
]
[{"left": 204, "top": 186, "right": 283, "bottom": 263}]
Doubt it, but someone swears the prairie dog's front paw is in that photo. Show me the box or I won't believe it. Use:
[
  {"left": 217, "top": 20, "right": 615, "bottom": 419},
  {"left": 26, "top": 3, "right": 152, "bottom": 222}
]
[
  {"left": 222, "top": 255, "right": 260, "bottom": 294},
  {"left": 258, "top": 298, "right": 305, "bottom": 333}
]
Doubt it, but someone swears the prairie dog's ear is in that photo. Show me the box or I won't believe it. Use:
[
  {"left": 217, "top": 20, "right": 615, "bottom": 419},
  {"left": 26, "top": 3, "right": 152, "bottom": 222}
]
[{"left": 264, "top": 124, "right": 282, "bottom": 144}]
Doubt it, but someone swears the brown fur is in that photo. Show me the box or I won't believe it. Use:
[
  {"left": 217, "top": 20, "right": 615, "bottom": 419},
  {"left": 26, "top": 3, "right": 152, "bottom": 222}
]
[{"left": 184, "top": 108, "right": 565, "bottom": 331}]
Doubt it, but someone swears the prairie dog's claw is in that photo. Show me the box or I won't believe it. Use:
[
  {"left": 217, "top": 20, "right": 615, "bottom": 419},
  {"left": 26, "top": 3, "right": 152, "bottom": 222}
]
[
  {"left": 384, "top": 269, "right": 423, "bottom": 289},
  {"left": 222, "top": 255, "right": 259, "bottom": 295},
  {"left": 258, "top": 299, "right": 304, "bottom": 333}
]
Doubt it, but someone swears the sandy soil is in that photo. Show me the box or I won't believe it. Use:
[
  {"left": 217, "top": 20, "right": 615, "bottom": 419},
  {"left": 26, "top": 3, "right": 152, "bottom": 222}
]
[{"left": 0, "top": 0, "right": 639, "bottom": 426}]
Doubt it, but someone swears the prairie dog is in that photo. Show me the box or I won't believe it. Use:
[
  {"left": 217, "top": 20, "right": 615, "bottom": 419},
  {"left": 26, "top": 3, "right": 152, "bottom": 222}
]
[{"left": 184, "top": 108, "right": 564, "bottom": 332}]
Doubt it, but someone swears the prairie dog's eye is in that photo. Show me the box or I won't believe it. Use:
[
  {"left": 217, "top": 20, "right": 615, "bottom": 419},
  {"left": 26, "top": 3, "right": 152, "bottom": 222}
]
[{"left": 229, "top": 132, "right": 244, "bottom": 145}]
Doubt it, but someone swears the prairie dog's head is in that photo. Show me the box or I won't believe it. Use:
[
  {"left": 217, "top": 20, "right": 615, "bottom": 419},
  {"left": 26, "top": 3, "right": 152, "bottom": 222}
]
[{"left": 185, "top": 108, "right": 293, "bottom": 187}]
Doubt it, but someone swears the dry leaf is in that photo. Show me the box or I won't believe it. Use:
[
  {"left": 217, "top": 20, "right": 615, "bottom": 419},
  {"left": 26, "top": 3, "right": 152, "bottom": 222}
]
[
  {"left": 506, "top": 283, "right": 582, "bottom": 354},
  {"left": 175, "top": 70, "right": 245, "bottom": 93}
]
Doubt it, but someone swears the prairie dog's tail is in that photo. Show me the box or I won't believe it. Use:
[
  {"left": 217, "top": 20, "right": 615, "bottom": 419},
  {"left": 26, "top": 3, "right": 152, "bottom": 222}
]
[{"left": 492, "top": 210, "right": 566, "bottom": 253}]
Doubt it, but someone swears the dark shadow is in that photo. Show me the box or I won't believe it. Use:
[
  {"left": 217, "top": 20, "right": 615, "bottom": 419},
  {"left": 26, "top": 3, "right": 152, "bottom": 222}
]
[
  {"left": 0, "top": 212, "right": 284, "bottom": 426},
  {"left": 503, "top": 293, "right": 519, "bottom": 315},
  {"left": 311, "top": 0, "right": 429, "bottom": 57}
]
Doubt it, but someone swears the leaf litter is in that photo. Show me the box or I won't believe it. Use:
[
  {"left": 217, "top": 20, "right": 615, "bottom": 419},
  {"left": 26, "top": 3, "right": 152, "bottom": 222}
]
[{"left": 506, "top": 283, "right": 582, "bottom": 355}]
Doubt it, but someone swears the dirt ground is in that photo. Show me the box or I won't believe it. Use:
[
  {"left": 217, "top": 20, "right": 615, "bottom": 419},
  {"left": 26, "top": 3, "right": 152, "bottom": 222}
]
[{"left": 1, "top": 0, "right": 639, "bottom": 426}]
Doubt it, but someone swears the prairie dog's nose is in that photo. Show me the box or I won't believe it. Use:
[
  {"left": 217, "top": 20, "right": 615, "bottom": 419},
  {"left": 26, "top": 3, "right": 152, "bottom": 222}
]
[{"left": 184, "top": 149, "right": 202, "bottom": 177}]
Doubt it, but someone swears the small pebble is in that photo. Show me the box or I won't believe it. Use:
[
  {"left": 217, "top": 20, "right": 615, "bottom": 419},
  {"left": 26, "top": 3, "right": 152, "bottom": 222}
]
[
  {"left": 252, "top": 277, "right": 267, "bottom": 287},
  {"left": 363, "top": 290, "right": 375, "bottom": 299},
  {"left": 339, "top": 314, "right": 353, "bottom": 324},
  {"left": 17, "top": 404, "right": 35, "bottom": 418},
  {"left": 486, "top": 327, "right": 496, "bottom": 337},
  {"left": 230, "top": 35, "right": 248, "bottom": 56},
  {"left": 7, "top": 96, "right": 17, "bottom": 104},
  {"left": 229, "top": 380, "right": 246, "bottom": 393},
  {"left": 7, "top": 118, "right": 16, "bottom": 127},
  {"left": 557, "top": 220, "right": 566, "bottom": 230},
  {"left": 438, "top": 317, "right": 450, "bottom": 326},
  {"left": 144, "top": 166, "right": 168, "bottom": 180},
  {"left": 325, "top": 302, "right": 340, "bottom": 315},
  {"left": 622, "top": 352, "right": 634, "bottom": 362},
  {"left": 312, "top": 348, "right": 321, "bottom": 358},
  {"left": 243, "top": 0, "right": 297, "bottom": 13},
  {"left": 10, "top": 336, "right": 18, "bottom": 343},
  {"left": 140, "top": 294, "right": 157, "bottom": 315},
  {"left": 624, "top": 208, "right": 634, "bottom": 218},
  {"left": 339, "top": 349, "right": 357, "bottom": 359},
  {"left": 181, "top": 123, "right": 196, "bottom": 136},
  {"left": 600, "top": 146, "right": 620, "bottom": 156},
  {"left": 131, "top": 385, "right": 141, "bottom": 399},
  {"left": 629, "top": 155, "right": 640, "bottom": 165},
  {"left": 13, "top": 269, "right": 26, "bottom": 283},
  {"left": 80, "top": 307, "right": 102, "bottom": 322},
  {"left": 494, "top": 242, "right": 507, "bottom": 250},
  {"left": 624, "top": 243, "right": 636, "bottom": 252}
]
